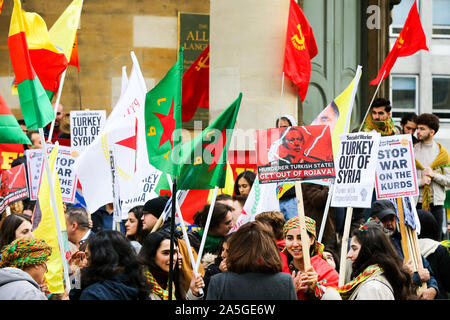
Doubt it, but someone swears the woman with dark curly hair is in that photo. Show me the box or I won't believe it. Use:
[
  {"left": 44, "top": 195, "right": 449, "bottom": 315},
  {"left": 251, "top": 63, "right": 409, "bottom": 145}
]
[{"left": 69, "top": 230, "right": 149, "bottom": 300}]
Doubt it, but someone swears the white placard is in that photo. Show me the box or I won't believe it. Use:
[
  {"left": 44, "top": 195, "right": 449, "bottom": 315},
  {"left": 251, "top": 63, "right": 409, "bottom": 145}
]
[
  {"left": 331, "top": 132, "right": 381, "bottom": 208},
  {"left": 70, "top": 110, "right": 106, "bottom": 156},
  {"left": 25, "top": 145, "right": 78, "bottom": 203},
  {"left": 375, "top": 134, "right": 418, "bottom": 199}
]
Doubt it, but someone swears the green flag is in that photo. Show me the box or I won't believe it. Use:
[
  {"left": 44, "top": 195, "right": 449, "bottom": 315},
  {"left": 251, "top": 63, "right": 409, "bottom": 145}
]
[
  {"left": 176, "top": 93, "right": 242, "bottom": 190},
  {"left": 0, "top": 93, "right": 31, "bottom": 145},
  {"left": 145, "top": 48, "right": 183, "bottom": 177}
]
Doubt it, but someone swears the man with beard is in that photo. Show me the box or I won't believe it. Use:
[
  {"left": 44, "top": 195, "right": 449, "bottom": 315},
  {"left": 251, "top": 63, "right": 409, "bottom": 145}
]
[
  {"left": 361, "top": 98, "right": 399, "bottom": 136},
  {"left": 414, "top": 113, "right": 450, "bottom": 241},
  {"left": 370, "top": 200, "right": 439, "bottom": 299}
]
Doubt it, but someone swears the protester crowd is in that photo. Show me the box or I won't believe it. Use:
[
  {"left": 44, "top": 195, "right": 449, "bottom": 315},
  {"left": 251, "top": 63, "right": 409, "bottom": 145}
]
[{"left": 0, "top": 99, "right": 449, "bottom": 301}]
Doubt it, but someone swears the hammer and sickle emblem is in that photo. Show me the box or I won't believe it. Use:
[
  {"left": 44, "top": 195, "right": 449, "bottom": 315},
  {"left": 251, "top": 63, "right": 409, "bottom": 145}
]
[
  {"left": 195, "top": 53, "right": 210, "bottom": 71},
  {"left": 291, "top": 24, "right": 305, "bottom": 50}
]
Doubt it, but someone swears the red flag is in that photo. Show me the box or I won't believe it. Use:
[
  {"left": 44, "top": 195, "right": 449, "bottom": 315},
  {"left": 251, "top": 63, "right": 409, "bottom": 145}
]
[
  {"left": 283, "top": 0, "right": 318, "bottom": 102},
  {"left": 182, "top": 45, "right": 209, "bottom": 122},
  {"left": 69, "top": 33, "right": 80, "bottom": 71},
  {"left": 370, "top": 0, "right": 428, "bottom": 85}
]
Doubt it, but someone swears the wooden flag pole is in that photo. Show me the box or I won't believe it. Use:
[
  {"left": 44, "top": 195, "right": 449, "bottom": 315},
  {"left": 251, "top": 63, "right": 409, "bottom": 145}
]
[
  {"left": 396, "top": 197, "right": 411, "bottom": 263},
  {"left": 410, "top": 227, "right": 427, "bottom": 292},
  {"left": 151, "top": 213, "right": 165, "bottom": 233},
  {"left": 338, "top": 206, "right": 353, "bottom": 287},
  {"left": 294, "top": 181, "right": 311, "bottom": 270}
]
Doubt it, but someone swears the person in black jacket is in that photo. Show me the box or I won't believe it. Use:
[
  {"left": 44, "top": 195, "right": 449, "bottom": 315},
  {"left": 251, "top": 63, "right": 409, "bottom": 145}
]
[{"left": 69, "top": 230, "right": 149, "bottom": 300}]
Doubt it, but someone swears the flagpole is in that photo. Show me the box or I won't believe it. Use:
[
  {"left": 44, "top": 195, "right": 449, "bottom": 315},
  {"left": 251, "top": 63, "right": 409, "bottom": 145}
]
[
  {"left": 278, "top": 72, "right": 285, "bottom": 125},
  {"left": 318, "top": 65, "right": 362, "bottom": 243},
  {"left": 317, "top": 179, "right": 334, "bottom": 243},
  {"left": 194, "top": 185, "right": 219, "bottom": 273},
  {"left": 166, "top": 175, "right": 204, "bottom": 296},
  {"left": 358, "top": 70, "right": 386, "bottom": 132},
  {"left": 37, "top": 131, "right": 71, "bottom": 292},
  {"left": 168, "top": 175, "right": 176, "bottom": 301},
  {"left": 47, "top": 70, "right": 67, "bottom": 143}
]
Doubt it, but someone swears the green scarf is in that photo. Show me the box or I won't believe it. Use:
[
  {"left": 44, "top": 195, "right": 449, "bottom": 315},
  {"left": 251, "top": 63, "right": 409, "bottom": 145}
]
[
  {"left": 361, "top": 113, "right": 396, "bottom": 136},
  {"left": 337, "top": 265, "right": 382, "bottom": 300},
  {"left": 198, "top": 228, "right": 223, "bottom": 254}
]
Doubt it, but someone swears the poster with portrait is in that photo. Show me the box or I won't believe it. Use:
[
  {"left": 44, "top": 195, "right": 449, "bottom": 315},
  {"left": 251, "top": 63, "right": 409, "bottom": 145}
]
[
  {"left": 0, "top": 164, "right": 28, "bottom": 213},
  {"left": 255, "top": 125, "right": 335, "bottom": 184}
]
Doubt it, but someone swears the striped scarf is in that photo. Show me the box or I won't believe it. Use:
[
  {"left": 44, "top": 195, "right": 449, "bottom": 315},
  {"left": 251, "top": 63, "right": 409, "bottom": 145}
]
[
  {"left": 337, "top": 265, "right": 382, "bottom": 300},
  {"left": 144, "top": 269, "right": 175, "bottom": 300},
  {"left": 361, "top": 113, "right": 396, "bottom": 136},
  {"left": 416, "top": 142, "right": 450, "bottom": 210}
]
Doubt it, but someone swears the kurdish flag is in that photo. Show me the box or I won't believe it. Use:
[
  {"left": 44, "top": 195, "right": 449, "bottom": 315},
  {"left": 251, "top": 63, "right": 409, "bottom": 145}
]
[
  {"left": 0, "top": 93, "right": 31, "bottom": 145},
  {"left": 145, "top": 48, "right": 183, "bottom": 177},
  {"left": 8, "top": 0, "right": 56, "bottom": 130},
  {"left": 33, "top": 145, "right": 70, "bottom": 294},
  {"left": 177, "top": 93, "right": 242, "bottom": 190}
]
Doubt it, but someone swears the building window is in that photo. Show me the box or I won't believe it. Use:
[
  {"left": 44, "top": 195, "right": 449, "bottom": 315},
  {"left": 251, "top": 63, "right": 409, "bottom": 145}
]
[
  {"left": 433, "top": 0, "right": 450, "bottom": 37},
  {"left": 390, "top": 75, "right": 418, "bottom": 120},
  {"left": 390, "top": 0, "right": 417, "bottom": 36},
  {"left": 432, "top": 76, "right": 450, "bottom": 119}
]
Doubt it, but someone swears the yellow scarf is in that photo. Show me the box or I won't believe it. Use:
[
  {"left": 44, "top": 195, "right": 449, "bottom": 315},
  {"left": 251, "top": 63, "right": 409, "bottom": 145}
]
[
  {"left": 415, "top": 142, "right": 450, "bottom": 210},
  {"left": 361, "top": 113, "right": 396, "bottom": 136},
  {"left": 337, "top": 265, "right": 382, "bottom": 300}
]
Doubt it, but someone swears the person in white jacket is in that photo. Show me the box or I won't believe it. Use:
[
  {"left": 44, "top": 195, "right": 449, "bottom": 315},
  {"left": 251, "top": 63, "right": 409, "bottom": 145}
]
[{"left": 0, "top": 237, "right": 52, "bottom": 300}]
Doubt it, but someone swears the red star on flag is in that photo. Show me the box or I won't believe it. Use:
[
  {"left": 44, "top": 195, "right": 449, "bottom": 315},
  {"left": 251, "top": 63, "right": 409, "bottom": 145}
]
[
  {"left": 115, "top": 117, "right": 138, "bottom": 172},
  {"left": 203, "top": 128, "right": 227, "bottom": 172},
  {"left": 154, "top": 97, "right": 175, "bottom": 148}
]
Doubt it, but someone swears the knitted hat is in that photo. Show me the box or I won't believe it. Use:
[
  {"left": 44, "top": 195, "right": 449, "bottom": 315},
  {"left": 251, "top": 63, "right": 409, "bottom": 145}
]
[
  {"left": 0, "top": 238, "right": 52, "bottom": 269},
  {"left": 370, "top": 200, "right": 396, "bottom": 220},
  {"left": 283, "top": 216, "right": 317, "bottom": 238},
  {"left": 143, "top": 196, "right": 170, "bottom": 218}
]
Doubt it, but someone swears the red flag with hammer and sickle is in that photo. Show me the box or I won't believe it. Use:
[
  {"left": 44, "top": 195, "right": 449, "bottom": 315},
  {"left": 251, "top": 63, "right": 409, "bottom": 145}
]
[
  {"left": 283, "top": 0, "right": 318, "bottom": 102},
  {"left": 370, "top": 0, "right": 428, "bottom": 85},
  {"left": 182, "top": 45, "right": 209, "bottom": 122}
]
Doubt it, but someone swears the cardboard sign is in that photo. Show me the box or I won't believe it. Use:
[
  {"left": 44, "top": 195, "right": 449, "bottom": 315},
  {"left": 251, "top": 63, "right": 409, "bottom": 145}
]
[
  {"left": 255, "top": 125, "right": 335, "bottom": 184},
  {"left": 25, "top": 145, "right": 78, "bottom": 203},
  {"left": 70, "top": 110, "right": 106, "bottom": 156},
  {"left": 375, "top": 134, "right": 418, "bottom": 199},
  {"left": 0, "top": 164, "right": 29, "bottom": 212},
  {"left": 331, "top": 132, "right": 381, "bottom": 208}
]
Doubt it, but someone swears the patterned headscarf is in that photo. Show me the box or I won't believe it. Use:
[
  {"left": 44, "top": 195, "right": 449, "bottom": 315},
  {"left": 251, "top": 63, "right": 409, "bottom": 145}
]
[
  {"left": 282, "top": 216, "right": 324, "bottom": 256},
  {"left": 0, "top": 238, "right": 52, "bottom": 269}
]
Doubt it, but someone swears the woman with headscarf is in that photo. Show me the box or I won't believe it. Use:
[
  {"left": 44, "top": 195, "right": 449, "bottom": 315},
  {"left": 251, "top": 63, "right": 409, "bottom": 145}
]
[
  {"left": 0, "top": 237, "right": 52, "bottom": 300},
  {"left": 280, "top": 216, "right": 339, "bottom": 300}
]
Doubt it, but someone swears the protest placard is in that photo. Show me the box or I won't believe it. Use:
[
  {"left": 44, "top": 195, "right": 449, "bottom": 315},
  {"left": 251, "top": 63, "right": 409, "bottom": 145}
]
[
  {"left": 375, "top": 134, "right": 418, "bottom": 199},
  {"left": 331, "top": 132, "right": 380, "bottom": 208},
  {"left": 70, "top": 110, "right": 106, "bottom": 156},
  {"left": 120, "top": 172, "right": 161, "bottom": 216},
  {"left": 0, "top": 164, "right": 29, "bottom": 212},
  {"left": 25, "top": 145, "right": 78, "bottom": 203},
  {"left": 255, "top": 125, "right": 335, "bottom": 184}
]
